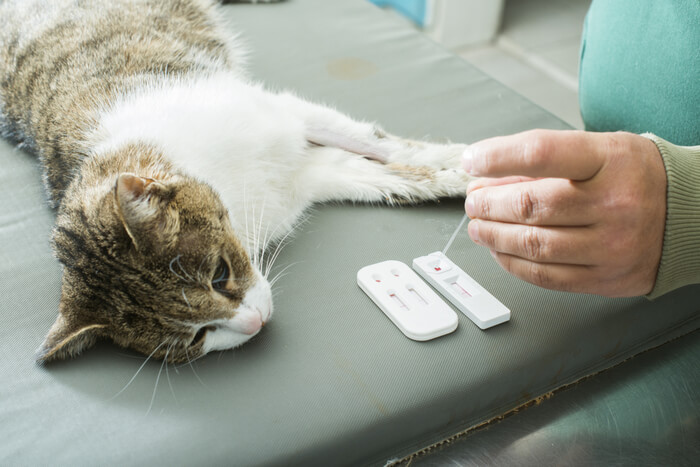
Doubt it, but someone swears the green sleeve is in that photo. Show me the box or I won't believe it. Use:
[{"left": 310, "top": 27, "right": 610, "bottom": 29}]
[{"left": 644, "top": 135, "right": 700, "bottom": 299}]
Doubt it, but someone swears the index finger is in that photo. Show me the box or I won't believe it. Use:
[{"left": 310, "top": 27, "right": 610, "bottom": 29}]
[
  {"left": 467, "top": 176, "right": 537, "bottom": 195},
  {"left": 463, "top": 129, "right": 607, "bottom": 180}
]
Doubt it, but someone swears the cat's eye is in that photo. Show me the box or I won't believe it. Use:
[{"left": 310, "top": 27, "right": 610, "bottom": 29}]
[{"left": 211, "top": 257, "right": 232, "bottom": 295}]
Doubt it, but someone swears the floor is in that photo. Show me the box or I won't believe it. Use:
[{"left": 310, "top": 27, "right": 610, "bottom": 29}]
[{"left": 456, "top": 0, "right": 591, "bottom": 129}]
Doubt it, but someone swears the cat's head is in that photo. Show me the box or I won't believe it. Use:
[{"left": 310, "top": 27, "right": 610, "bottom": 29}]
[{"left": 37, "top": 163, "right": 272, "bottom": 364}]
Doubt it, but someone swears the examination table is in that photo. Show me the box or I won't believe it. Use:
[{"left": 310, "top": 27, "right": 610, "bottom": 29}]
[{"left": 1, "top": 1, "right": 698, "bottom": 465}]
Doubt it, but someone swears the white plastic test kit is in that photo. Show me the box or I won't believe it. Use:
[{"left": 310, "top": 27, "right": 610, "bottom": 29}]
[
  {"left": 357, "top": 260, "right": 458, "bottom": 341},
  {"left": 412, "top": 251, "right": 510, "bottom": 329}
]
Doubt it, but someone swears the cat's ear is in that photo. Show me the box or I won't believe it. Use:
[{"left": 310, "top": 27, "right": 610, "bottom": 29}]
[
  {"left": 35, "top": 313, "right": 107, "bottom": 364},
  {"left": 114, "top": 173, "right": 179, "bottom": 251}
]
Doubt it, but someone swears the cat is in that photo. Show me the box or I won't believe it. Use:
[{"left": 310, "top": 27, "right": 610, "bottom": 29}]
[{"left": 0, "top": 0, "right": 471, "bottom": 364}]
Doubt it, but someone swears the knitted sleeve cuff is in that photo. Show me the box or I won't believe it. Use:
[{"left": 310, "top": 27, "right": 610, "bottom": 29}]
[{"left": 643, "top": 134, "right": 700, "bottom": 299}]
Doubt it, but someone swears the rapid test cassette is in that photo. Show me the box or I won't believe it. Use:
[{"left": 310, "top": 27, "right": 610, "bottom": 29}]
[
  {"left": 357, "top": 260, "right": 458, "bottom": 341},
  {"left": 412, "top": 252, "right": 510, "bottom": 329}
]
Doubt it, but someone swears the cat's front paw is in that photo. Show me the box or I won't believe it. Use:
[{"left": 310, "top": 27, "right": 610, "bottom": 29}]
[
  {"left": 386, "top": 162, "right": 474, "bottom": 201},
  {"left": 425, "top": 143, "right": 468, "bottom": 170},
  {"left": 384, "top": 138, "right": 468, "bottom": 171}
]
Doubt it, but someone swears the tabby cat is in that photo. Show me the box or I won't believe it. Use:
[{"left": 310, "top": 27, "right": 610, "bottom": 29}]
[{"left": 0, "top": 0, "right": 470, "bottom": 364}]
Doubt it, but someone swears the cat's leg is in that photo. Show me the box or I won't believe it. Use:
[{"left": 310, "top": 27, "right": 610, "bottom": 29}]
[
  {"left": 298, "top": 146, "right": 470, "bottom": 205},
  {"left": 276, "top": 93, "right": 467, "bottom": 170}
]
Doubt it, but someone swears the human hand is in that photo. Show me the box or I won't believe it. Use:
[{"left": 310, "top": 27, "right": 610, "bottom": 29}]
[{"left": 462, "top": 130, "right": 666, "bottom": 297}]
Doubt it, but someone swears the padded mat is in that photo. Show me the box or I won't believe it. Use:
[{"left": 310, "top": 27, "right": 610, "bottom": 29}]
[{"left": 1, "top": 1, "right": 698, "bottom": 465}]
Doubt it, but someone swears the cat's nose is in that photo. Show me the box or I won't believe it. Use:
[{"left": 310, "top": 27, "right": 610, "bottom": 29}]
[{"left": 239, "top": 312, "right": 263, "bottom": 335}]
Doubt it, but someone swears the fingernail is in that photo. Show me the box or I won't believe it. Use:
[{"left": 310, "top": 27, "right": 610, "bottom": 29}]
[
  {"left": 465, "top": 195, "right": 477, "bottom": 218},
  {"left": 468, "top": 220, "right": 480, "bottom": 244},
  {"left": 461, "top": 147, "right": 473, "bottom": 173}
]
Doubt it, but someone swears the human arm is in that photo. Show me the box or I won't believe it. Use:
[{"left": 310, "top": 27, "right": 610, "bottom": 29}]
[{"left": 641, "top": 135, "right": 700, "bottom": 298}]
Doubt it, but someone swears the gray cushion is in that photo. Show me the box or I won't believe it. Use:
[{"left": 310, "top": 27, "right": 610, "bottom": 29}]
[{"left": 1, "top": 0, "right": 698, "bottom": 465}]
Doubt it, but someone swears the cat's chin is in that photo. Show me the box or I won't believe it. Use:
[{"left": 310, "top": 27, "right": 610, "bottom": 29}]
[{"left": 201, "top": 323, "right": 261, "bottom": 353}]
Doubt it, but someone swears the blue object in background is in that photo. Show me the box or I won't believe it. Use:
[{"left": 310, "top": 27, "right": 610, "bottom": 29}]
[{"left": 368, "top": 0, "right": 429, "bottom": 27}]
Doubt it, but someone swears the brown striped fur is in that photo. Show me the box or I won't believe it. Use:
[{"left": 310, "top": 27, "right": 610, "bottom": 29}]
[
  {"left": 0, "top": 0, "right": 254, "bottom": 363},
  {"left": 0, "top": 0, "right": 238, "bottom": 204}
]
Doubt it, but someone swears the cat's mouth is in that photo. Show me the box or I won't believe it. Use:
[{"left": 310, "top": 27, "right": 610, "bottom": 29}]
[{"left": 200, "top": 303, "right": 271, "bottom": 353}]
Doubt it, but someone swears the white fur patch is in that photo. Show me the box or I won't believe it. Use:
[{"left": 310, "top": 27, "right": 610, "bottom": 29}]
[
  {"left": 202, "top": 269, "right": 273, "bottom": 353},
  {"left": 90, "top": 72, "right": 312, "bottom": 252}
]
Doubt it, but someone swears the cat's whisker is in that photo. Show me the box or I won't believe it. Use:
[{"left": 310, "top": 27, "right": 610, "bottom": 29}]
[
  {"left": 262, "top": 215, "right": 300, "bottom": 278},
  {"left": 270, "top": 273, "right": 291, "bottom": 289},
  {"left": 269, "top": 261, "right": 302, "bottom": 288},
  {"left": 264, "top": 223, "right": 300, "bottom": 278},
  {"left": 243, "top": 181, "right": 252, "bottom": 257},
  {"left": 196, "top": 255, "right": 208, "bottom": 284},
  {"left": 266, "top": 210, "right": 313, "bottom": 278},
  {"left": 258, "top": 221, "right": 272, "bottom": 273},
  {"left": 263, "top": 237, "right": 284, "bottom": 278},
  {"left": 164, "top": 342, "right": 177, "bottom": 403},
  {"left": 146, "top": 345, "right": 169, "bottom": 415},
  {"left": 251, "top": 200, "right": 261, "bottom": 268},
  {"left": 184, "top": 345, "right": 207, "bottom": 388},
  {"left": 264, "top": 236, "right": 290, "bottom": 279},
  {"left": 252, "top": 206, "right": 261, "bottom": 266},
  {"left": 253, "top": 195, "right": 270, "bottom": 269},
  {"left": 169, "top": 255, "right": 189, "bottom": 282},
  {"left": 262, "top": 215, "right": 274, "bottom": 259},
  {"left": 110, "top": 340, "right": 166, "bottom": 401},
  {"left": 270, "top": 259, "right": 302, "bottom": 280},
  {"left": 255, "top": 194, "right": 269, "bottom": 268},
  {"left": 158, "top": 315, "right": 199, "bottom": 327},
  {"left": 181, "top": 287, "right": 192, "bottom": 309},
  {"left": 169, "top": 255, "right": 194, "bottom": 283},
  {"left": 270, "top": 267, "right": 293, "bottom": 287},
  {"left": 178, "top": 351, "right": 208, "bottom": 369},
  {"left": 116, "top": 352, "right": 148, "bottom": 360},
  {"left": 176, "top": 255, "right": 195, "bottom": 282},
  {"left": 242, "top": 188, "right": 274, "bottom": 273},
  {"left": 212, "top": 277, "right": 251, "bottom": 286}
]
